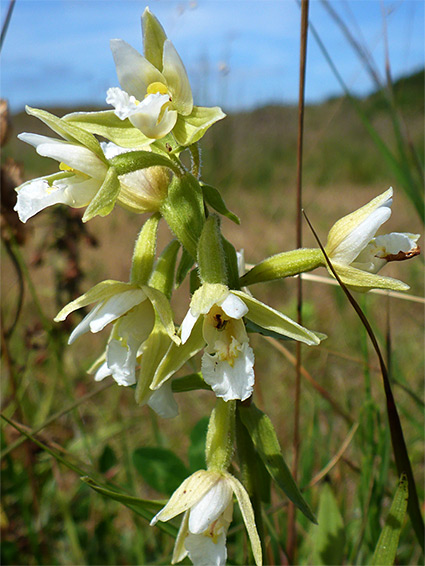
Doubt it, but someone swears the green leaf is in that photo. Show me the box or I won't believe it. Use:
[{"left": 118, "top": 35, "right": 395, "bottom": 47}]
[
  {"left": 26, "top": 106, "right": 105, "bottom": 159},
  {"left": 98, "top": 445, "right": 118, "bottom": 473},
  {"left": 82, "top": 166, "right": 121, "bottom": 222},
  {"left": 201, "top": 184, "right": 240, "bottom": 224},
  {"left": 371, "top": 474, "right": 409, "bottom": 566},
  {"left": 171, "top": 373, "right": 210, "bottom": 393},
  {"left": 310, "top": 482, "right": 345, "bottom": 565},
  {"left": 188, "top": 417, "right": 209, "bottom": 472},
  {"left": 238, "top": 403, "right": 317, "bottom": 524},
  {"left": 81, "top": 477, "right": 177, "bottom": 537},
  {"left": 173, "top": 105, "right": 226, "bottom": 146},
  {"left": 64, "top": 110, "right": 152, "bottom": 148},
  {"left": 132, "top": 447, "right": 189, "bottom": 496},
  {"left": 160, "top": 173, "right": 205, "bottom": 259}
]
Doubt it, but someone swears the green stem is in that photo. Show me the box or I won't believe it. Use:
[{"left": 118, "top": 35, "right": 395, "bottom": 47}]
[{"left": 205, "top": 399, "right": 236, "bottom": 471}]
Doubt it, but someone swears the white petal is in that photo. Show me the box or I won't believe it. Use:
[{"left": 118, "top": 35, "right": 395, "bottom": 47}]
[
  {"left": 128, "top": 93, "right": 177, "bottom": 139},
  {"left": 18, "top": 133, "right": 107, "bottom": 179},
  {"left": 106, "top": 87, "right": 140, "bottom": 120},
  {"left": 88, "top": 289, "right": 146, "bottom": 333},
  {"left": 331, "top": 206, "right": 391, "bottom": 265},
  {"left": 94, "top": 361, "right": 111, "bottom": 382},
  {"left": 147, "top": 382, "right": 179, "bottom": 419},
  {"left": 52, "top": 176, "right": 101, "bottom": 206},
  {"left": 185, "top": 532, "right": 227, "bottom": 566},
  {"left": 68, "top": 303, "right": 104, "bottom": 344},
  {"left": 219, "top": 292, "right": 248, "bottom": 319},
  {"left": 162, "top": 40, "right": 193, "bottom": 116},
  {"left": 201, "top": 342, "right": 255, "bottom": 401},
  {"left": 106, "top": 338, "right": 138, "bottom": 386},
  {"left": 188, "top": 479, "right": 233, "bottom": 534},
  {"left": 180, "top": 308, "right": 199, "bottom": 344},
  {"left": 14, "top": 178, "right": 68, "bottom": 223},
  {"left": 110, "top": 38, "right": 164, "bottom": 99},
  {"left": 352, "top": 232, "right": 420, "bottom": 274}
]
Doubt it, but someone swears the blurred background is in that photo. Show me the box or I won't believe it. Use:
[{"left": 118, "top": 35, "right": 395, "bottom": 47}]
[{"left": 1, "top": 1, "right": 424, "bottom": 565}]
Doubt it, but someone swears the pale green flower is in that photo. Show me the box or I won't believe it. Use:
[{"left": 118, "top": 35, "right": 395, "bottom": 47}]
[{"left": 150, "top": 469, "right": 262, "bottom": 566}]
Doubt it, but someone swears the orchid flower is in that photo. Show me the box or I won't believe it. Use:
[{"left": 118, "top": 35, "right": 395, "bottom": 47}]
[
  {"left": 325, "top": 187, "right": 421, "bottom": 291},
  {"left": 106, "top": 8, "right": 225, "bottom": 143},
  {"left": 150, "top": 469, "right": 262, "bottom": 566},
  {"left": 151, "top": 282, "right": 323, "bottom": 402},
  {"left": 55, "top": 279, "right": 179, "bottom": 388},
  {"left": 14, "top": 133, "right": 109, "bottom": 223}
]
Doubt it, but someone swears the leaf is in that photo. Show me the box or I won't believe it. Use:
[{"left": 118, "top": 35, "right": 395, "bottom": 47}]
[
  {"left": 371, "top": 474, "right": 409, "bottom": 566},
  {"left": 132, "top": 447, "right": 189, "bottom": 496},
  {"left": 81, "top": 477, "right": 177, "bottom": 537},
  {"left": 173, "top": 105, "right": 226, "bottom": 146},
  {"left": 64, "top": 110, "right": 152, "bottom": 148},
  {"left": 201, "top": 184, "right": 240, "bottom": 224},
  {"left": 238, "top": 403, "right": 317, "bottom": 524},
  {"left": 188, "top": 417, "right": 209, "bottom": 472},
  {"left": 171, "top": 373, "right": 210, "bottom": 393},
  {"left": 175, "top": 247, "right": 195, "bottom": 287},
  {"left": 310, "top": 482, "right": 345, "bottom": 565}
]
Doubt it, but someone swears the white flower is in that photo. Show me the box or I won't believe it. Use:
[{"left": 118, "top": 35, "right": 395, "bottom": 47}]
[
  {"left": 325, "top": 187, "right": 421, "bottom": 291},
  {"left": 150, "top": 470, "right": 262, "bottom": 566},
  {"left": 151, "top": 283, "right": 322, "bottom": 402},
  {"left": 106, "top": 37, "right": 193, "bottom": 140},
  {"left": 14, "top": 133, "right": 108, "bottom": 222},
  {"left": 55, "top": 280, "right": 179, "bottom": 388}
]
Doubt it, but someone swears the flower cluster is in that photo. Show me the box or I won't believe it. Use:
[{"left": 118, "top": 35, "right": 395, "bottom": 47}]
[{"left": 14, "top": 7, "right": 420, "bottom": 566}]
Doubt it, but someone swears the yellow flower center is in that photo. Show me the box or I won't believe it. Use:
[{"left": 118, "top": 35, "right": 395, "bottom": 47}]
[{"left": 146, "top": 82, "right": 169, "bottom": 96}]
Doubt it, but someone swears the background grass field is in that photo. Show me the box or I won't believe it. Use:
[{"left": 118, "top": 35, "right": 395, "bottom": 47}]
[{"left": 1, "top": 67, "right": 424, "bottom": 565}]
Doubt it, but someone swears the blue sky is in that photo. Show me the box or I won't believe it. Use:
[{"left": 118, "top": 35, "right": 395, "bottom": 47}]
[{"left": 1, "top": 0, "right": 424, "bottom": 113}]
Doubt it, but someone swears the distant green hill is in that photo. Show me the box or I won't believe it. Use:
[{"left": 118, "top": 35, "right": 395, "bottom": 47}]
[{"left": 4, "top": 69, "right": 424, "bottom": 191}]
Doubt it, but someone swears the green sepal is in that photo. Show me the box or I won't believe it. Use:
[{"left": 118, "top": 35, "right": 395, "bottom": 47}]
[
  {"left": 173, "top": 105, "right": 226, "bottom": 146},
  {"left": 151, "top": 316, "right": 205, "bottom": 390},
  {"left": 330, "top": 263, "right": 410, "bottom": 293},
  {"left": 371, "top": 474, "right": 408, "bottom": 566},
  {"left": 64, "top": 110, "right": 151, "bottom": 148},
  {"left": 171, "top": 373, "right": 211, "bottom": 393},
  {"left": 82, "top": 166, "right": 120, "bottom": 222},
  {"left": 241, "top": 248, "right": 324, "bottom": 287},
  {"left": 142, "top": 7, "right": 167, "bottom": 71},
  {"left": 176, "top": 247, "right": 195, "bottom": 287},
  {"left": 149, "top": 240, "right": 181, "bottom": 299},
  {"left": 233, "top": 290, "right": 323, "bottom": 346},
  {"left": 130, "top": 214, "right": 161, "bottom": 286},
  {"left": 160, "top": 173, "right": 205, "bottom": 259},
  {"left": 109, "top": 150, "right": 183, "bottom": 177},
  {"left": 239, "top": 403, "right": 317, "bottom": 524},
  {"left": 245, "top": 319, "right": 293, "bottom": 341},
  {"left": 202, "top": 184, "right": 240, "bottom": 224},
  {"left": 55, "top": 280, "right": 137, "bottom": 321},
  {"left": 197, "top": 215, "right": 227, "bottom": 285},
  {"left": 26, "top": 106, "right": 105, "bottom": 160},
  {"left": 135, "top": 322, "right": 172, "bottom": 405},
  {"left": 142, "top": 286, "right": 179, "bottom": 344}
]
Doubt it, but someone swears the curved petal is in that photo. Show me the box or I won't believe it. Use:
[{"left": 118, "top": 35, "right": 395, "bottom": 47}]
[
  {"left": 147, "top": 382, "right": 179, "bottom": 419},
  {"left": 87, "top": 289, "right": 146, "bottom": 333},
  {"left": 201, "top": 341, "right": 255, "bottom": 401},
  {"left": 68, "top": 302, "right": 104, "bottom": 344},
  {"left": 106, "top": 87, "right": 140, "bottom": 120},
  {"left": 162, "top": 40, "right": 193, "bottom": 116},
  {"left": 185, "top": 531, "right": 227, "bottom": 566},
  {"left": 94, "top": 361, "right": 111, "bottom": 382},
  {"left": 188, "top": 479, "right": 233, "bottom": 534},
  {"left": 129, "top": 94, "right": 177, "bottom": 139},
  {"left": 181, "top": 308, "right": 199, "bottom": 344},
  {"left": 110, "top": 38, "right": 164, "bottom": 99},
  {"left": 106, "top": 337, "right": 138, "bottom": 386},
  {"left": 18, "top": 133, "right": 107, "bottom": 179},
  {"left": 219, "top": 292, "right": 248, "bottom": 319}
]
